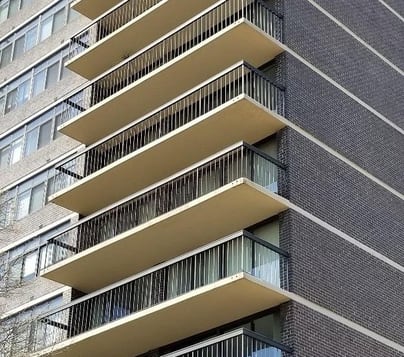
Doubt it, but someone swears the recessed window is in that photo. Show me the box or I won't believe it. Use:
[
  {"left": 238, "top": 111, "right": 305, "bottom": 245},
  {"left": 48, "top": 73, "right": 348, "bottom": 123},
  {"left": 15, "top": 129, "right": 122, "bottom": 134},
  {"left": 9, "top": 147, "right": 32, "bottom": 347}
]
[
  {"left": 0, "top": 97, "right": 79, "bottom": 169},
  {"left": 0, "top": 46, "right": 70, "bottom": 114},
  {"left": 0, "top": 0, "right": 77, "bottom": 68}
]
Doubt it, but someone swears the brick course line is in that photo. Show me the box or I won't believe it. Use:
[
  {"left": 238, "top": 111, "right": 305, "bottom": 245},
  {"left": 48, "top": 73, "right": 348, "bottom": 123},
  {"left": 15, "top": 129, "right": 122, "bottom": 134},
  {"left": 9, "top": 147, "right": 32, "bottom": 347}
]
[{"left": 306, "top": 0, "right": 403, "bottom": 75}]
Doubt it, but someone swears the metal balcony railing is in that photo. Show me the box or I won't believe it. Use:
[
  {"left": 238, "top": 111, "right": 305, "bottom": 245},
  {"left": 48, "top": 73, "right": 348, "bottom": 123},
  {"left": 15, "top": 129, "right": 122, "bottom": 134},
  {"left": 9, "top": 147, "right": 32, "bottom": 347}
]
[
  {"left": 53, "top": 62, "right": 284, "bottom": 194},
  {"left": 161, "top": 328, "right": 291, "bottom": 357},
  {"left": 69, "top": 0, "right": 162, "bottom": 59},
  {"left": 42, "top": 143, "right": 285, "bottom": 270},
  {"left": 33, "top": 232, "right": 289, "bottom": 352},
  {"left": 59, "top": 0, "right": 283, "bottom": 127}
]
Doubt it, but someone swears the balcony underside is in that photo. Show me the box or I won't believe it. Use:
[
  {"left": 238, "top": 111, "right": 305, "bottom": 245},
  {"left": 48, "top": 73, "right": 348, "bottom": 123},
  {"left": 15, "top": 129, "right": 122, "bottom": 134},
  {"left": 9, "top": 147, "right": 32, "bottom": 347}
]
[
  {"left": 68, "top": 0, "right": 218, "bottom": 79},
  {"left": 34, "top": 274, "right": 289, "bottom": 357},
  {"left": 59, "top": 20, "right": 284, "bottom": 145},
  {"left": 51, "top": 97, "right": 286, "bottom": 215},
  {"left": 42, "top": 179, "right": 288, "bottom": 292},
  {"left": 71, "top": 0, "right": 123, "bottom": 19}
]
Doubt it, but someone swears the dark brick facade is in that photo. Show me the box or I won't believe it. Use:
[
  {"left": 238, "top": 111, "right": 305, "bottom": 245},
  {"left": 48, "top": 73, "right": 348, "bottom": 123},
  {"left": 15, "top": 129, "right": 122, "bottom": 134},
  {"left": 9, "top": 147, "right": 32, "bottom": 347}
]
[
  {"left": 273, "top": 52, "right": 404, "bottom": 194},
  {"left": 313, "top": 0, "right": 404, "bottom": 69},
  {"left": 275, "top": 2, "right": 403, "bottom": 350},
  {"left": 283, "top": 0, "right": 404, "bottom": 128},
  {"left": 280, "top": 127, "right": 404, "bottom": 266},
  {"left": 382, "top": 0, "right": 404, "bottom": 16},
  {"left": 280, "top": 301, "right": 404, "bottom": 357},
  {"left": 279, "top": 209, "right": 404, "bottom": 344}
]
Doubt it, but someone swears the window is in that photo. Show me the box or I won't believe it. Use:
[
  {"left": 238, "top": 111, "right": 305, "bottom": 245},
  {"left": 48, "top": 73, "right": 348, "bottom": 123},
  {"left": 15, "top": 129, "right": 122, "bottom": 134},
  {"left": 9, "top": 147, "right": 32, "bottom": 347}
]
[
  {"left": 0, "top": 97, "right": 80, "bottom": 169},
  {"left": 0, "top": 166, "right": 58, "bottom": 225},
  {"left": 39, "top": 16, "right": 52, "bottom": 41},
  {"left": 0, "top": 46, "right": 70, "bottom": 115},
  {"left": 0, "top": 0, "right": 75, "bottom": 67},
  {"left": 0, "top": 43, "right": 12, "bottom": 67},
  {"left": 0, "top": 0, "right": 32, "bottom": 24},
  {"left": 1, "top": 295, "right": 63, "bottom": 356},
  {"left": 0, "top": 221, "right": 70, "bottom": 286}
]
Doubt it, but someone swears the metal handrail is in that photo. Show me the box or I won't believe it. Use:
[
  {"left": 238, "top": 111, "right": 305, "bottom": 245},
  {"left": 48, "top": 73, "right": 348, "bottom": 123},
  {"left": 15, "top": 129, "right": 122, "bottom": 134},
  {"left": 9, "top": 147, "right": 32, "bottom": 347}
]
[
  {"left": 42, "top": 143, "right": 285, "bottom": 270},
  {"left": 33, "top": 232, "right": 289, "bottom": 351},
  {"left": 58, "top": 0, "right": 283, "bottom": 131},
  {"left": 161, "top": 328, "right": 291, "bottom": 356},
  {"left": 52, "top": 61, "right": 285, "bottom": 193}
]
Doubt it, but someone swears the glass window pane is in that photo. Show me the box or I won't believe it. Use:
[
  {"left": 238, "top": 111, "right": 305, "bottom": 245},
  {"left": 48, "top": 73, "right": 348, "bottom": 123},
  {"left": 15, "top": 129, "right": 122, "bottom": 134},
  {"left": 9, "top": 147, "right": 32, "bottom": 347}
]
[
  {"left": 68, "top": 7, "right": 79, "bottom": 22},
  {"left": 24, "top": 127, "right": 39, "bottom": 156},
  {"left": 38, "top": 120, "right": 52, "bottom": 148},
  {"left": 25, "top": 26, "right": 38, "bottom": 51},
  {"left": 39, "top": 16, "right": 52, "bottom": 41},
  {"left": 0, "top": 95, "right": 5, "bottom": 114},
  {"left": 22, "top": 251, "right": 37, "bottom": 280},
  {"left": 1, "top": 44, "right": 12, "bottom": 68},
  {"left": 8, "top": 0, "right": 19, "bottom": 17},
  {"left": 0, "top": 146, "right": 11, "bottom": 168},
  {"left": 53, "top": 8, "right": 65, "bottom": 33},
  {"left": 29, "top": 183, "right": 45, "bottom": 213},
  {"left": 16, "top": 79, "right": 30, "bottom": 106},
  {"left": 5, "top": 88, "right": 17, "bottom": 113},
  {"left": 60, "top": 55, "right": 71, "bottom": 80},
  {"left": 16, "top": 190, "right": 30, "bottom": 220},
  {"left": 21, "top": 0, "right": 32, "bottom": 9},
  {"left": 33, "top": 70, "right": 46, "bottom": 96},
  {"left": 10, "top": 137, "right": 23, "bottom": 164},
  {"left": 13, "top": 36, "right": 25, "bottom": 60},
  {"left": 9, "top": 257, "right": 23, "bottom": 284},
  {"left": 0, "top": 3, "right": 8, "bottom": 23},
  {"left": 45, "top": 62, "right": 59, "bottom": 88}
]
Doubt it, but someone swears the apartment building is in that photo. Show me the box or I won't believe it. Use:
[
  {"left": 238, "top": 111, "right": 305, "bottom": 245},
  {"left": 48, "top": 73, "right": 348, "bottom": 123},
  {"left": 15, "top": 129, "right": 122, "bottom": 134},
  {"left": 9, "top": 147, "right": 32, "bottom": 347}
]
[{"left": 0, "top": 0, "right": 403, "bottom": 356}]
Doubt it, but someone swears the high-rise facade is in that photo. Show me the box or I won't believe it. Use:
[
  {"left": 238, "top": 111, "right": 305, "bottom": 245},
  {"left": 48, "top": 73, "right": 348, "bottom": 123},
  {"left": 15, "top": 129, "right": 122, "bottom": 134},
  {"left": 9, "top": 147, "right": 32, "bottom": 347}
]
[{"left": 0, "top": 0, "right": 403, "bottom": 356}]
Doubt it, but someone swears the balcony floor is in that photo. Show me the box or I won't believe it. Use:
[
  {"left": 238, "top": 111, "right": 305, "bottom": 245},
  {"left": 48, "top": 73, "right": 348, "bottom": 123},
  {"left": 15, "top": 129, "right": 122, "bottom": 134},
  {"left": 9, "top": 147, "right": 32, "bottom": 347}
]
[
  {"left": 42, "top": 179, "right": 288, "bottom": 292},
  {"left": 68, "top": 0, "right": 218, "bottom": 79},
  {"left": 59, "top": 20, "right": 284, "bottom": 145},
  {"left": 33, "top": 274, "right": 289, "bottom": 357},
  {"left": 51, "top": 96, "right": 286, "bottom": 215}
]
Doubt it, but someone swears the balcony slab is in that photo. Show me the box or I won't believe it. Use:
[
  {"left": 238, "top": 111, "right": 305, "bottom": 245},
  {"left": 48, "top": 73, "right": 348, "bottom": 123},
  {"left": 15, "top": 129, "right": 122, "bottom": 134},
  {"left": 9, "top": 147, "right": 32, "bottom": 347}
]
[
  {"left": 34, "top": 274, "right": 289, "bottom": 357},
  {"left": 42, "top": 179, "right": 288, "bottom": 292},
  {"left": 51, "top": 96, "right": 286, "bottom": 215}
]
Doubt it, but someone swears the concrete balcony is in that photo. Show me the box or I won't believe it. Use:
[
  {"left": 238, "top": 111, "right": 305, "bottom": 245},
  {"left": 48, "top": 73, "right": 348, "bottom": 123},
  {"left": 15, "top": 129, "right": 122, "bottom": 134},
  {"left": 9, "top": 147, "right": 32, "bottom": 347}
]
[
  {"left": 41, "top": 143, "right": 288, "bottom": 292},
  {"left": 58, "top": 0, "right": 284, "bottom": 145},
  {"left": 68, "top": 0, "right": 218, "bottom": 79},
  {"left": 51, "top": 62, "right": 285, "bottom": 215},
  {"left": 71, "top": 0, "right": 123, "bottom": 19},
  {"left": 33, "top": 232, "right": 289, "bottom": 357}
]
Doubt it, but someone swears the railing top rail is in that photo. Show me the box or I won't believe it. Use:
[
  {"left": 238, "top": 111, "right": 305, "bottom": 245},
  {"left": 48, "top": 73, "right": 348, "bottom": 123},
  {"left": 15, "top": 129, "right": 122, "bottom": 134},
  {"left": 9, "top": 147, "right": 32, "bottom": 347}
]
[
  {"left": 49, "top": 141, "right": 285, "bottom": 237},
  {"left": 161, "top": 328, "right": 290, "bottom": 356},
  {"left": 55, "top": 61, "right": 283, "bottom": 168},
  {"left": 69, "top": 0, "right": 283, "bottom": 89},
  {"left": 40, "top": 230, "right": 287, "bottom": 319}
]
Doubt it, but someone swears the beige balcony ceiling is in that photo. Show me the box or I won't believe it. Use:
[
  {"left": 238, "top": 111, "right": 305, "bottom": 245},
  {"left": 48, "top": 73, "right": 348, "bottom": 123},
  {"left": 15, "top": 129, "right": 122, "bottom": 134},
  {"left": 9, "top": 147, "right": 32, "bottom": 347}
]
[
  {"left": 68, "top": 0, "right": 219, "bottom": 79},
  {"left": 42, "top": 179, "right": 288, "bottom": 292},
  {"left": 71, "top": 0, "right": 123, "bottom": 19},
  {"left": 51, "top": 96, "right": 285, "bottom": 215},
  {"left": 33, "top": 274, "right": 289, "bottom": 357},
  {"left": 59, "top": 20, "right": 284, "bottom": 145}
]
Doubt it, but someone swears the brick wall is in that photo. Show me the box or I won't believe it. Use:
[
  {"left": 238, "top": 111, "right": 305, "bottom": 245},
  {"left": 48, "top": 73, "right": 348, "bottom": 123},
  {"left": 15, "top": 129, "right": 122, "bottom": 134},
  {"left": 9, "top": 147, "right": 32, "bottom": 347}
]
[
  {"left": 280, "top": 301, "right": 403, "bottom": 357},
  {"left": 280, "top": 209, "right": 404, "bottom": 344},
  {"left": 283, "top": 0, "right": 404, "bottom": 128},
  {"left": 311, "top": 0, "right": 404, "bottom": 68}
]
